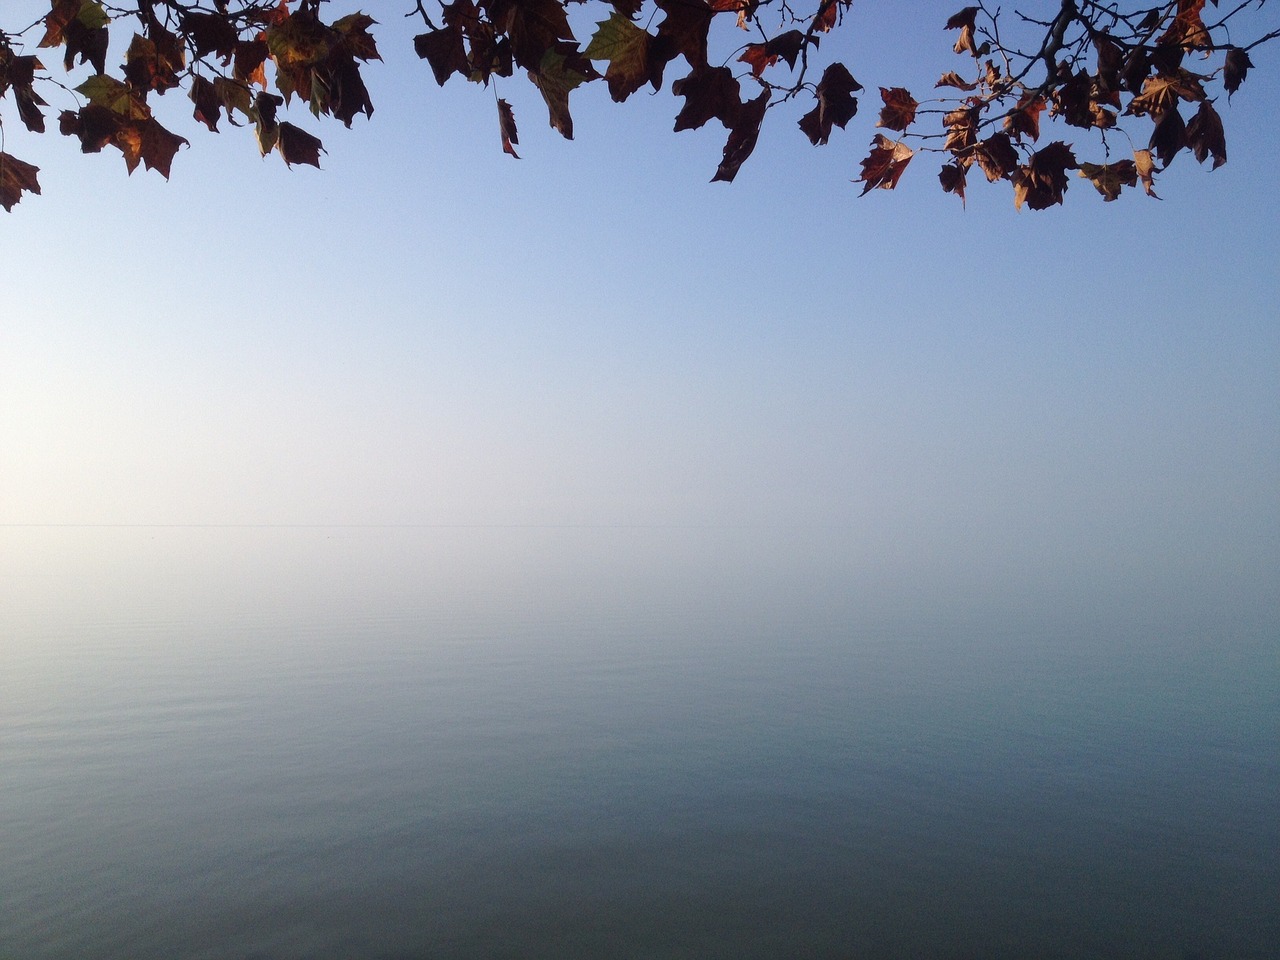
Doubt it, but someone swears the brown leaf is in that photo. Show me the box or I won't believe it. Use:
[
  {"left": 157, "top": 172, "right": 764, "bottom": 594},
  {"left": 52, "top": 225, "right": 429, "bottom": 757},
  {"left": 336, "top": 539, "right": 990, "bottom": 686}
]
[
  {"left": 0, "top": 152, "right": 41, "bottom": 211},
  {"left": 1133, "top": 148, "right": 1160, "bottom": 198},
  {"left": 1148, "top": 106, "right": 1186, "bottom": 167},
  {"left": 876, "top": 86, "right": 917, "bottom": 131},
  {"left": 974, "top": 132, "right": 1018, "bottom": 182},
  {"left": 182, "top": 11, "right": 240, "bottom": 61},
  {"left": 1077, "top": 160, "right": 1136, "bottom": 201},
  {"left": 415, "top": 27, "right": 469, "bottom": 86},
  {"left": 711, "top": 88, "right": 767, "bottom": 182},
  {"left": 945, "top": 6, "right": 980, "bottom": 57},
  {"left": 939, "top": 162, "right": 966, "bottom": 205},
  {"left": 672, "top": 66, "right": 741, "bottom": 131},
  {"left": 1004, "top": 93, "right": 1045, "bottom": 142},
  {"left": 935, "top": 70, "right": 976, "bottom": 92},
  {"left": 797, "top": 61, "right": 860, "bottom": 146},
  {"left": 943, "top": 105, "right": 979, "bottom": 155},
  {"left": 234, "top": 38, "right": 270, "bottom": 87},
  {"left": 1011, "top": 140, "right": 1077, "bottom": 210},
  {"left": 277, "top": 121, "right": 324, "bottom": 168},
  {"left": 1185, "top": 99, "right": 1225, "bottom": 168},
  {"left": 1223, "top": 48, "right": 1252, "bottom": 100},
  {"left": 497, "top": 97, "right": 520, "bottom": 158},
  {"left": 655, "top": 0, "right": 713, "bottom": 69},
  {"left": 856, "top": 134, "right": 913, "bottom": 195},
  {"left": 190, "top": 75, "right": 222, "bottom": 131}
]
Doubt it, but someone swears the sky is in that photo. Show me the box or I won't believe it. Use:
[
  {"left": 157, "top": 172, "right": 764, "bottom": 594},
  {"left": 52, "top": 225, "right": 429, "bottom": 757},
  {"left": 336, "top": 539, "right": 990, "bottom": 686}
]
[{"left": 1, "top": 2, "right": 1278, "bottom": 625}]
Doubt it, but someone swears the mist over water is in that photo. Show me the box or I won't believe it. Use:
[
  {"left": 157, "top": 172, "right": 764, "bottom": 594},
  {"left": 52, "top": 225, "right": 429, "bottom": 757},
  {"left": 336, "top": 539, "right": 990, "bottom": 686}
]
[{"left": 1, "top": 526, "right": 1275, "bottom": 960}]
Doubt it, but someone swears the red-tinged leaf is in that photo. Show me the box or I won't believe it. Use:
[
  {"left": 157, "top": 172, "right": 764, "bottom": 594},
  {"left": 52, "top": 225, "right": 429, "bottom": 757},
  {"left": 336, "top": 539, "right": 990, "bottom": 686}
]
[
  {"left": 797, "top": 60, "right": 860, "bottom": 146},
  {"left": 876, "top": 86, "right": 917, "bottom": 131},
  {"left": 333, "top": 13, "right": 381, "bottom": 62},
  {"left": 813, "top": 0, "right": 841, "bottom": 34},
  {"left": 1077, "top": 160, "right": 1137, "bottom": 201},
  {"left": 0, "top": 152, "right": 41, "bottom": 211},
  {"left": 672, "top": 65, "right": 741, "bottom": 131},
  {"left": 711, "top": 88, "right": 767, "bottom": 182},
  {"left": 234, "top": 38, "right": 270, "bottom": 87},
  {"left": 738, "top": 43, "right": 776, "bottom": 78},
  {"left": 973, "top": 132, "right": 1018, "bottom": 182},
  {"left": 190, "top": 75, "right": 221, "bottom": 131},
  {"left": 1160, "top": 0, "right": 1209, "bottom": 50},
  {"left": 1224, "top": 48, "right": 1252, "bottom": 100},
  {"left": 112, "top": 117, "right": 188, "bottom": 177},
  {"left": 497, "top": 97, "right": 520, "bottom": 158},
  {"left": 123, "top": 30, "right": 185, "bottom": 94},
  {"left": 1004, "top": 92, "right": 1045, "bottom": 142},
  {"left": 59, "top": 104, "right": 119, "bottom": 153},
  {"left": 856, "top": 134, "right": 913, "bottom": 194},
  {"left": 939, "top": 161, "right": 966, "bottom": 205},
  {"left": 1011, "top": 140, "right": 1077, "bottom": 210},
  {"left": 1149, "top": 106, "right": 1186, "bottom": 167},
  {"left": 414, "top": 27, "right": 468, "bottom": 86},
  {"left": 765, "top": 30, "right": 805, "bottom": 69},
  {"left": 655, "top": 0, "right": 713, "bottom": 69},
  {"left": 39, "top": 0, "right": 81, "bottom": 49},
  {"left": 1185, "top": 99, "right": 1225, "bottom": 168},
  {"left": 935, "top": 70, "right": 976, "bottom": 91},
  {"left": 1133, "top": 148, "right": 1160, "bottom": 198},
  {"left": 277, "top": 121, "right": 324, "bottom": 167}
]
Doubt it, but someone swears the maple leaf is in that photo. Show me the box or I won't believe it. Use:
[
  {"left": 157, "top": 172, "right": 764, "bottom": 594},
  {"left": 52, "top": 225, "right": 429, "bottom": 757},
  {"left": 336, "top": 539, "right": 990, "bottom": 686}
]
[
  {"left": 215, "top": 77, "right": 253, "bottom": 124},
  {"left": 711, "top": 88, "right": 767, "bottom": 182},
  {"left": 973, "top": 132, "right": 1018, "bottom": 182},
  {"left": 856, "top": 134, "right": 913, "bottom": 194},
  {"left": 123, "top": 31, "right": 185, "bottom": 95},
  {"left": 333, "top": 13, "right": 381, "bottom": 62},
  {"left": 876, "top": 87, "right": 917, "bottom": 131},
  {"left": 945, "top": 6, "right": 980, "bottom": 57},
  {"left": 935, "top": 71, "right": 977, "bottom": 92},
  {"left": 61, "top": 16, "right": 110, "bottom": 74},
  {"left": 0, "top": 52, "right": 48, "bottom": 133},
  {"left": 655, "top": 0, "right": 713, "bottom": 70},
  {"left": 813, "top": 0, "right": 843, "bottom": 34},
  {"left": 529, "top": 45, "right": 600, "bottom": 140},
  {"left": 1160, "top": 0, "right": 1209, "bottom": 50},
  {"left": 1125, "top": 70, "right": 1207, "bottom": 117},
  {"left": 672, "top": 65, "right": 741, "bottom": 131},
  {"left": 76, "top": 75, "right": 150, "bottom": 120},
  {"left": 1223, "top": 49, "right": 1252, "bottom": 100},
  {"left": 39, "top": 0, "right": 83, "bottom": 49},
  {"left": 943, "top": 105, "right": 979, "bottom": 154},
  {"left": 797, "top": 61, "right": 860, "bottom": 146},
  {"left": 415, "top": 27, "right": 469, "bottom": 86},
  {"left": 497, "top": 97, "right": 520, "bottom": 157},
  {"left": 190, "top": 75, "right": 222, "bottom": 131},
  {"left": 738, "top": 43, "right": 776, "bottom": 78},
  {"left": 1004, "top": 92, "right": 1045, "bottom": 142},
  {"left": 234, "top": 38, "right": 270, "bottom": 88},
  {"left": 182, "top": 11, "right": 239, "bottom": 62},
  {"left": 0, "top": 152, "right": 41, "bottom": 211},
  {"left": 1133, "top": 148, "right": 1160, "bottom": 198},
  {"left": 507, "top": 0, "right": 577, "bottom": 73},
  {"left": 1011, "top": 140, "right": 1077, "bottom": 209},
  {"left": 1149, "top": 106, "right": 1186, "bottom": 167},
  {"left": 250, "top": 90, "right": 284, "bottom": 154},
  {"left": 939, "top": 161, "right": 966, "bottom": 205},
  {"left": 1185, "top": 100, "right": 1226, "bottom": 168},
  {"left": 1077, "top": 160, "right": 1137, "bottom": 201},
  {"left": 277, "top": 122, "right": 324, "bottom": 167},
  {"left": 584, "top": 12, "right": 658, "bottom": 102},
  {"left": 112, "top": 117, "right": 188, "bottom": 177}
]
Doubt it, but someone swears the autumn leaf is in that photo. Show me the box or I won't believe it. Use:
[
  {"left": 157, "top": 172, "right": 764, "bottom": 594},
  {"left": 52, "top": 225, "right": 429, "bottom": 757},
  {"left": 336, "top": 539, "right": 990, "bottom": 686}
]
[
  {"left": 856, "top": 134, "right": 913, "bottom": 194},
  {"left": 508, "top": 0, "right": 577, "bottom": 72},
  {"left": 1148, "top": 105, "right": 1186, "bottom": 167},
  {"left": 277, "top": 121, "right": 324, "bottom": 167},
  {"left": 943, "top": 105, "right": 979, "bottom": 155},
  {"left": 945, "top": 6, "right": 980, "bottom": 57},
  {"left": 181, "top": 10, "right": 239, "bottom": 61},
  {"left": 112, "top": 117, "right": 188, "bottom": 177},
  {"left": 1125, "top": 70, "right": 1207, "bottom": 117},
  {"left": 672, "top": 66, "right": 741, "bottom": 131},
  {"left": 876, "top": 87, "right": 917, "bottom": 131},
  {"left": 973, "top": 132, "right": 1018, "bottom": 182},
  {"left": 1133, "top": 148, "right": 1160, "bottom": 198},
  {"left": 414, "top": 27, "right": 469, "bottom": 86},
  {"left": 1185, "top": 99, "right": 1226, "bottom": 168},
  {"left": 234, "top": 38, "right": 270, "bottom": 87},
  {"left": 190, "top": 75, "right": 222, "bottom": 131},
  {"left": 935, "top": 70, "right": 976, "bottom": 92},
  {"left": 655, "top": 0, "right": 713, "bottom": 70},
  {"left": 0, "top": 152, "right": 41, "bottom": 211},
  {"left": 584, "top": 13, "right": 659, "bottom": 102},
  {"left": 76, "top": 75, "right": 150, "bottom": 120},
  {"left": 1, "top": 53, "right": 48, "bottom": 133},
  {"left": 711, "top": 88, "right": 767, "bottom": 182},
  {"left": 1077, "top": 160, "right": 1137, "bottom": 201},
  {"left": 797, "top": 61, "right": 860, "bottom": 146},
  {"left": 1012, "top": 140, "right": 1077, "bottom": 210},
  {"left": 529, "top": 45, "right": 600, "bottom": 140},
  {"left": 1004, "top": 92, "right": 1045, "bottom": 142},
  {"left": 939, "top": 161, "right": 966, "bottom": 205},
  {"left": 497, "top": 97, "right": 520, "bottom": 158},
  {"left": 1224, "top": 48, "right": 1253, "bottom": 100},
  {"left": 123, "top": 31, "right": 185, "bottom": 95},
  {"left": 332, "top": 13, "right": 381, "bottom": 62}
]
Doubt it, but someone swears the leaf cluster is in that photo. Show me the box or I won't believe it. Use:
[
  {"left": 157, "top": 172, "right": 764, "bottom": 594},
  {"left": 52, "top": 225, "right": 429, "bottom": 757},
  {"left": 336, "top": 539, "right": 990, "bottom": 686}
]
[{"left": 0, "top": 0, "right": 1275, "bottom": 210}]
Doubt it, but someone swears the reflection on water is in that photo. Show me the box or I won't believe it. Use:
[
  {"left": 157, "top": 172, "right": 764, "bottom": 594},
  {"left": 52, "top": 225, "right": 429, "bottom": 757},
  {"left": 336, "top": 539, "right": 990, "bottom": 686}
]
[{"left": 1, "top": 528, "right": 1276, "bottom": 959}]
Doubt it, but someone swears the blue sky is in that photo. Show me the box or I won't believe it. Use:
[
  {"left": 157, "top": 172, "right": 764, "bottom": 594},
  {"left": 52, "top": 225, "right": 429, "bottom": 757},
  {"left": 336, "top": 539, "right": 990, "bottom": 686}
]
[{"left": 1, "top": 3, "right": 1277, "bottom": 623}]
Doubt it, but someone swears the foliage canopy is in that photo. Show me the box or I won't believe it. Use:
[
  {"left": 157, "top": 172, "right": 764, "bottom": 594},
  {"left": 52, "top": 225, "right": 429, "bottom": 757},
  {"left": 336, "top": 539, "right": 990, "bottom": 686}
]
[{"left": 0, "top": 0, "right": 1276, "bottom": 211}]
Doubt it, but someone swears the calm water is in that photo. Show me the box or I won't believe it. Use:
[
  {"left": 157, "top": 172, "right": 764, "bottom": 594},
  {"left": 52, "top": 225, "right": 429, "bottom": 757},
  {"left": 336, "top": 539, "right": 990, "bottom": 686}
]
[{"left": 1, "top": 527, "right": 1276, "bottom": 960}]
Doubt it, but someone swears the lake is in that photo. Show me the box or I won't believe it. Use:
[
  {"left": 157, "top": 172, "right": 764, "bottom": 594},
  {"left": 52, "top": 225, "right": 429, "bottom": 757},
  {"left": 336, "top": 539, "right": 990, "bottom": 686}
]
[{"left": 1, "top": 526, "right": 1276, "bottom": 960}]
